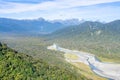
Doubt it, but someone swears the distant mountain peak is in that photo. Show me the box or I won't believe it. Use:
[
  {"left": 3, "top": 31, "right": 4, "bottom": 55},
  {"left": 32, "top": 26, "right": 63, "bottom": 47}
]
[{"left": 51, "top": 19, "right": 120, "bottom": 38}]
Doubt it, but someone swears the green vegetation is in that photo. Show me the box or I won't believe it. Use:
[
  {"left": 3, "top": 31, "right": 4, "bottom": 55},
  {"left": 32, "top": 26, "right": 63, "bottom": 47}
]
[
  {"left": 0, "top": 33, "right": 118, "bottom": 80},
  {"left": 51, "top": 35, "right": 120, "bottom": 63},
  {"left": 0, "top": 42, "right": 89, "bottom": 80},
  {"left": 0, "top": 20, "right": 120, "bottom": 80},
  {"left": 49, "top": 21, "right": 120, "bottom": 63},
  {"left": 64, "top": 53, "right": 79, "bottom": 60}
]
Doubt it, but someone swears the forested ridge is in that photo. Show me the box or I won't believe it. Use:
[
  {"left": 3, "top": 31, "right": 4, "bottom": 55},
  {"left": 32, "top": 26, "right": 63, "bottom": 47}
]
[{"left": 0, "top": 42, "right": 89, "bottom": 80}]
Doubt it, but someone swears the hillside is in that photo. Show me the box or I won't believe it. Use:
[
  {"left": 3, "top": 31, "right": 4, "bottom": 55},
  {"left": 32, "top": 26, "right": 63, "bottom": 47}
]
[
  {"left": 48, "top": 20, "right": 120, "bottom": 63},
  {"left": 51, "top": 20, "right": 120, "bottom": 38},
  {"left": 0, "top": 42, "right": 88, "bottom": 80}
]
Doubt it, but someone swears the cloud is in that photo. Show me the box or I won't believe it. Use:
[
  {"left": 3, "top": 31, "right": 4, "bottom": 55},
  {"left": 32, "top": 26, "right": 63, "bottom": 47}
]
[
  {"left": 0, "top": 0, "right": 119, "bottom": 13},
  {"left": 2, "top": 0, "right": 53, "bottom": 3}
]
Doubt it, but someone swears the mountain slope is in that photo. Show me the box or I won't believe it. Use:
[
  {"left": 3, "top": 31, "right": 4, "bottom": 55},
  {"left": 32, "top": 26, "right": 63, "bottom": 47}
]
[
  {"left": 0, "top": 42, "right": 89, "bottom": 80},
  {"left": 105, "top": 20, "right": 120, "bottom": 34},
  {"left": 52, "top": 20, "right": 120, "bottom": 37},
  {"left": 48, "top": 20, "right": 120, "bottom": 63}
]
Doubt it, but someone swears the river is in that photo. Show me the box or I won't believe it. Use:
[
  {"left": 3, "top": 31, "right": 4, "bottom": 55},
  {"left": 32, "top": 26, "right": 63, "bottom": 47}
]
[{"left": 47, "top": 44, "right": 120, "bottom": 80}]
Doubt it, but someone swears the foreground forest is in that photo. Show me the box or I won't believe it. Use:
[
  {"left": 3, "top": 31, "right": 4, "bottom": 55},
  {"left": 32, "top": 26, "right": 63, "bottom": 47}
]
[{"left": 0, "top": 42, "right": 89, "bottom": 80}]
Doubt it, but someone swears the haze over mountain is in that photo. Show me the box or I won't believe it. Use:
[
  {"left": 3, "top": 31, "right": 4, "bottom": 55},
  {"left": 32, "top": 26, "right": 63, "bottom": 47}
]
[
  {"left": 0, "top": 17, "right": 120, "bottom": 36},
  {"left": 0, "top": 18, "right": 82, "bottom": 34}
]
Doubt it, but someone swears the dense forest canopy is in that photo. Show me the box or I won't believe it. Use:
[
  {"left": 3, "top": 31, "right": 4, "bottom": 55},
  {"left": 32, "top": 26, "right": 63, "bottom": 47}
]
[{"left": 0, "top": 42, "right": 89, "bottom": 80}]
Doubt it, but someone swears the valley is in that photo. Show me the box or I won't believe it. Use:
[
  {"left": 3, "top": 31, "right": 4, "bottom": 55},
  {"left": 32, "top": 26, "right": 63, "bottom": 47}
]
[
  {"left": 48, "top": 44, "right": 120, "bottom": 80},
  {"left": 0, "top": 0, "right": 120, "bottom": 79},
  {"left": 0, "top": 19, "right": 120, "bottom": 80}
]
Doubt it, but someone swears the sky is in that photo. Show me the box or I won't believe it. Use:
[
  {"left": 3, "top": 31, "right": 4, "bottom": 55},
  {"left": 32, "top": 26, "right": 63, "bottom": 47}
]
[{"left": 0, "top": 0, "right": 120, "bottom": 22}]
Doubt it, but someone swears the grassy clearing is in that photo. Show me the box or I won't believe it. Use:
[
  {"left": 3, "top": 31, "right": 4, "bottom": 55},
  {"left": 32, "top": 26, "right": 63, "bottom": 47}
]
[
  {"left": 98, "top": 56, "right": 120, "bottom": 63},
  {"left": 64, "top": 53, "right": 79, "bottom": 60}
]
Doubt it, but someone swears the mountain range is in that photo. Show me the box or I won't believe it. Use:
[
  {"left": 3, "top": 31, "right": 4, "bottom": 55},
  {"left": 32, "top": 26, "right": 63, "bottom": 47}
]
[
  {"left": 0, "top": 18, "right": 120, "bottom": 36},
  {"left": 50, "top": 20, "right": 120, "bottom": 38},
  {"left": 0, "top": 18, "right": 81, "bottom": 34}
]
